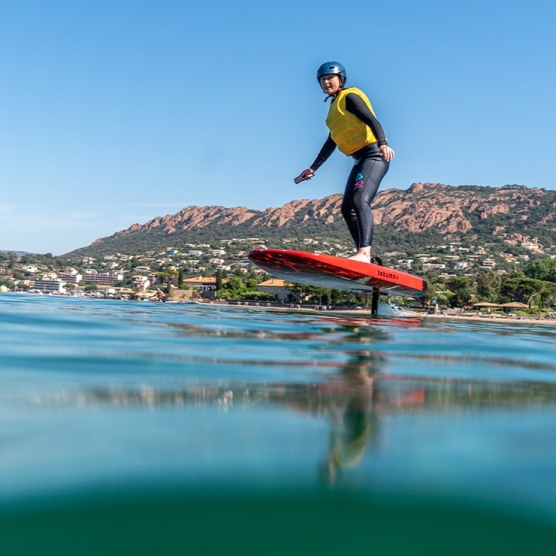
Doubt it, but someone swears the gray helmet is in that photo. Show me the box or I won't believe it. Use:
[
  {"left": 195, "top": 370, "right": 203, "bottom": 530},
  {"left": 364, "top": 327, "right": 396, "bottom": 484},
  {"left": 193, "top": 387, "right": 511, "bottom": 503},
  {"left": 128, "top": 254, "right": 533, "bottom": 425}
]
[{"left": 317, "top": 61, "right": 347, "bottom": 85}]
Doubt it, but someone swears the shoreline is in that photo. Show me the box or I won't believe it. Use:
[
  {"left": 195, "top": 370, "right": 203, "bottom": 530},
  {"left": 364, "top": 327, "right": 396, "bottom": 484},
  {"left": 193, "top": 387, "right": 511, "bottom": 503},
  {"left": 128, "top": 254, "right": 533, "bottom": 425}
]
[
  {"left": 3, "top": 292, "right": 556, "bottom": 326},
  {"left": 203, "top": 300, "right": 556, "bottom": 326}
]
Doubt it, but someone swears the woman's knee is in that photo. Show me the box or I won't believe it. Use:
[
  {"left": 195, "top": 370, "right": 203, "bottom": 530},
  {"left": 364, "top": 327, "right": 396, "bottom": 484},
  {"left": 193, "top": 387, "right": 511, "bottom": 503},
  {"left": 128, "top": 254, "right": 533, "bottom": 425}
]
[{"left": 341, "top": 200, "right": 355, "bottom": 221}]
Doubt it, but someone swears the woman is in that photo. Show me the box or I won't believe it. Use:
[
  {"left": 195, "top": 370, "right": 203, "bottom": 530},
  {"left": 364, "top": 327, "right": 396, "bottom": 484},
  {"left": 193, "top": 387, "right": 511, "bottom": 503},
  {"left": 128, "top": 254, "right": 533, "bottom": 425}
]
[{"left": 297, "top": 62, "right": 395, "bottom": 264}]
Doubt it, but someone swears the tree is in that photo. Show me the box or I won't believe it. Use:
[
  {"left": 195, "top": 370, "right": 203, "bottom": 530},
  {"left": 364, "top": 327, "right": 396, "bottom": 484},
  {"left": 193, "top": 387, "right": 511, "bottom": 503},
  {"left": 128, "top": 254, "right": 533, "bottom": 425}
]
[
  {"left": 475, "top": 270, "right": 501, "bottom": 302},
  {"left": 84, "top": 283, "right": 98, "bottom": 291},
  {"left": 215, "top": 270, "right": 223, "bottom": 291},
  {"left": 178, "top": 269, "right": 184, "bottom": 287},
  {"left": 287, "top": 283, "right": 333, "bottom": 305},
  {"left": 499, "top": 273, "right": 543, "bottom": 306},
  {"left": 445, "top": 276, "right": 474, "bottom": 307},
  {"left": 219, "top": 275, "right": 246, "bottom": 299},
  {"left": 540, "top": 282, "right": 556, "bottom": 309},
  {"left": 157, "top": 270, "right": 177, "bottom": 287},
  {"left": 524, "top": 259, "right": 556, "bottom": 284}
]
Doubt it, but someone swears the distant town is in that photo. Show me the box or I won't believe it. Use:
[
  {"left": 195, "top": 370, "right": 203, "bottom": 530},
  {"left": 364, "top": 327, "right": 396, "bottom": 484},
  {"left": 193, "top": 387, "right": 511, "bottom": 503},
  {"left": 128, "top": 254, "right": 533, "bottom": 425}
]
[{"left": 1, "top": 231, "right": 556, "bottom": 314}]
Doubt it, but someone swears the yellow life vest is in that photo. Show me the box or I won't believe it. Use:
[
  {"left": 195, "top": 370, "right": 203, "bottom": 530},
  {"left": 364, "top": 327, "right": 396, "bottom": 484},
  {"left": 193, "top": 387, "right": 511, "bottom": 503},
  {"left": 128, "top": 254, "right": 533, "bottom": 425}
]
[{"left": 325, "top": 87, "right": 378, "bottom": 156}]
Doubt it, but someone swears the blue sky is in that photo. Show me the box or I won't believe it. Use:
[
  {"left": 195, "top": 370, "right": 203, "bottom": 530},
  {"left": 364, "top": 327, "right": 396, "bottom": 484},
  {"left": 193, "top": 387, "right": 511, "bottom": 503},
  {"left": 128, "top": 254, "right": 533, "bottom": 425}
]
[{"left": 0, "top": 0, "right": 555, "bottom": 254}]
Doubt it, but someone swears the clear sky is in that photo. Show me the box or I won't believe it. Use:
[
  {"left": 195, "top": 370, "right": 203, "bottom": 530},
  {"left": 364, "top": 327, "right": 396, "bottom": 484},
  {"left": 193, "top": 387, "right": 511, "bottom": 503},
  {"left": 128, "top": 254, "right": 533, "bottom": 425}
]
[{"left": 1, "top": 0, "right": 555, "bottom": 254}]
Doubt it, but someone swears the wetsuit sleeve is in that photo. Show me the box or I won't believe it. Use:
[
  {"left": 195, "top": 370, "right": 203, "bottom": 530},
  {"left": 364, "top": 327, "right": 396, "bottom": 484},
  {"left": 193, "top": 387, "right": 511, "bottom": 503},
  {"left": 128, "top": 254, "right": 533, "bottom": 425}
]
[
  {"left": 310, "top": 134, "right": 337, "bottom": 171},
  {"left": 345, "top": 93, "right": 388, "bottom": 146}
]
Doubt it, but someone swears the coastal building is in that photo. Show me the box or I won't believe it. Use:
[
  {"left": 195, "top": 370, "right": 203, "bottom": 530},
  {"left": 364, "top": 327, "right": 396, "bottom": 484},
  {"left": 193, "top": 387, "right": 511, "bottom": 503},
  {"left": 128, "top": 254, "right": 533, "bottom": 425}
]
[
  {"left": 32, "top": 280, "right": 66, "bottom": 293},
  {"left": 58, "top": 272, "right": 83, "bottom": 284},
  {"left": 82, "top": 257, "right": 95, "bottom": 264},
  {"left": 181, "top": 277, "right": 221, "bottom": 292},
  {"left": 22, "top": 265, "right": 38, "bottom": 273},
  {"left": 131, "top": 275, "right": 151, "bottom": 289},
  {"left": 96, "top": 285, "right": 117, "bottom": 294},
  {"left": 422, "top": 263, "right": 446, "bottom": 271},
  {"left": 396, "top": 261, "right": 413, "bottom": 271},
  {"left": 257, "top": 279, "right": 291, "bottom": 301},
  {"left": 523, "top": 238, "right": 543, "bottom": 252},
  {"left": 83, "top": 272, "right": 124, "bottom": 285},
  {"left": 134, "top": 266, "right": 151, "bottom": 274}
]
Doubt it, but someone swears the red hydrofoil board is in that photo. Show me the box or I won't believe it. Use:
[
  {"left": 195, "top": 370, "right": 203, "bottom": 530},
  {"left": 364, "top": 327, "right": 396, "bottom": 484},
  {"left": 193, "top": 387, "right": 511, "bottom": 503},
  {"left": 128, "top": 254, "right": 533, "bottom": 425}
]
[{"left": 248, "top": 249, "right": 427, "bottom": 297}]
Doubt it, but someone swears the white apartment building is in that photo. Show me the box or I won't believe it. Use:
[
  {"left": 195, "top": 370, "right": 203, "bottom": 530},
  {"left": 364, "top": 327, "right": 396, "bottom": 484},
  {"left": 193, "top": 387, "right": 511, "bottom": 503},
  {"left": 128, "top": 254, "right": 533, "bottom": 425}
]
[
  {"left": 32, "top": 280, "right": 66, "bottom": 293},
  {"left": 83, "top": 273, "right": 124, "bottom": 285},
  {"left": 22, "top": 265, "right": 39, "bottom": 273},
  {"left": 131, "top": 275, "right": 151, "bottom": 289},
  {"left": 422, "top": 263, "right": 446, "bottom": 271},
  {"left": 481, "top": 260, "right": 497, "bottom": 268},
  {"left": 57, "top": 273, "right": 83, "bottom": 284}
]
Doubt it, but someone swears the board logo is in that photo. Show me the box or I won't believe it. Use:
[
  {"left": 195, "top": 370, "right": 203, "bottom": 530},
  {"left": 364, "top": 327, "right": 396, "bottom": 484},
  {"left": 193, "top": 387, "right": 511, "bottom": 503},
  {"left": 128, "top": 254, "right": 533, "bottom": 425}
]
[{"left": 377, "top": 270, "right": 398, "bottom": 280}]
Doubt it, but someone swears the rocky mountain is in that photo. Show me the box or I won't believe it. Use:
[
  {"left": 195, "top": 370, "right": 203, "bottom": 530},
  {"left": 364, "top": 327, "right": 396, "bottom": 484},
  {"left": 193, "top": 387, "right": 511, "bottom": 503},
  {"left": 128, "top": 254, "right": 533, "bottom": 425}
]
[{"left": 66, "top": 183, "right": 556, "bottom": 256}]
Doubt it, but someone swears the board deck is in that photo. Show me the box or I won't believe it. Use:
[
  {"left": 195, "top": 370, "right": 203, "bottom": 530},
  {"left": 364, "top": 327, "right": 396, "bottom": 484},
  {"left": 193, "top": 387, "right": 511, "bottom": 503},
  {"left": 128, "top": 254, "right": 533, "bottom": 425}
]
[{"left": 248, "top": 249, "right": 427, "bottom": 297}]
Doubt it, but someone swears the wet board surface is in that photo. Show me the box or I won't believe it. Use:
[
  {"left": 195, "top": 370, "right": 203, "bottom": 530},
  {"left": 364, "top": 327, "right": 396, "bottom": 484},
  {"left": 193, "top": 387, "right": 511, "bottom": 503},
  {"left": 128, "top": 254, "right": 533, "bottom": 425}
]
[{"left": 248, "top": 249, "right": 427, "bottom": 297}]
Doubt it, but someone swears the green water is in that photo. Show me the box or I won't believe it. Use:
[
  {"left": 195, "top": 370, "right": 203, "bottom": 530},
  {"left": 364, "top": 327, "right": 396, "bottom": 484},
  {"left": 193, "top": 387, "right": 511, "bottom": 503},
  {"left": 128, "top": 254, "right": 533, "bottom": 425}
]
[{"left": 1, "top": 294, "right": 556, "bottom": 554}]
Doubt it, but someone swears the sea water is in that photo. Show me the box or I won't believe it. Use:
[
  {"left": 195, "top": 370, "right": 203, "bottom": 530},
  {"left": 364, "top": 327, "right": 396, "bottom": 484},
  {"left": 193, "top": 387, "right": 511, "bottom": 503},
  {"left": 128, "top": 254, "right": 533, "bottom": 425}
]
[{"left": 1, "top": 294, "right": 556, "bottom": 554}]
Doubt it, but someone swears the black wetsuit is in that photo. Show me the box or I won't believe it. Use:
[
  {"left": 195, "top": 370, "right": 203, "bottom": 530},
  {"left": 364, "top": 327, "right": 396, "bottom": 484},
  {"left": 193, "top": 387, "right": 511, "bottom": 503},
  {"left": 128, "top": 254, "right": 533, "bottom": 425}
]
[{"left": 310, "top": 93, "right": 389, "bottom": 249}]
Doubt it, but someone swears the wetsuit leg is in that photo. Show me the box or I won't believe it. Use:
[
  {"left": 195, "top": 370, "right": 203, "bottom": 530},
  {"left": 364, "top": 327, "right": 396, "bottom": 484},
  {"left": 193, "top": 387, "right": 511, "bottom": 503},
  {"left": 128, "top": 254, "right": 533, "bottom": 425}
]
[
  {"left": 342, "top": 154, "right": 389, "bottom": 248},
  {"left": 341, "top": 164, "right": 361, "bottom": 247}
]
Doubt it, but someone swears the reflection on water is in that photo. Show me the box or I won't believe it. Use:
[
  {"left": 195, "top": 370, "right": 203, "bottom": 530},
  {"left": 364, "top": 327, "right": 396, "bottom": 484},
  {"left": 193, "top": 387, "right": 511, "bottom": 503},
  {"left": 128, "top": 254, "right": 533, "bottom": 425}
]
[
  {"left": 2, "top": 295, "right": 556, "bottom": 553},
  {"left": 76, "top": 371, "right": 556, "bottom": 486}
]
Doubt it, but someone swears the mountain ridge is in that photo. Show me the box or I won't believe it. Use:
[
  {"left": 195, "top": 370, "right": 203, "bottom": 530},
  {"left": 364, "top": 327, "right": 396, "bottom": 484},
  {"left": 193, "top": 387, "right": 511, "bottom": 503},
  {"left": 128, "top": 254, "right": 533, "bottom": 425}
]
[{"left": 67, "top": 183, "right": 556, "bottom": 256}]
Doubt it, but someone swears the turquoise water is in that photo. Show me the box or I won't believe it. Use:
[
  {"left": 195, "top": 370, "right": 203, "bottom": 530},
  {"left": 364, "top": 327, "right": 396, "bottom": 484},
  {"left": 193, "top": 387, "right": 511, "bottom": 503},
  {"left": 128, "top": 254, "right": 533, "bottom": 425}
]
[{"left": 2, "top": 294, "right": 556, "bottom": 554}]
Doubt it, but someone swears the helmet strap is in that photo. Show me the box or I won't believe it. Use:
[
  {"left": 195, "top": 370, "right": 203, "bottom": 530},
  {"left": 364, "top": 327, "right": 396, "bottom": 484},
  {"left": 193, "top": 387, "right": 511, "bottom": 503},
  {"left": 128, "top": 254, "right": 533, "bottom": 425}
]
[{"left": 324, "top": 88, "right": 342, "bottom": 103}]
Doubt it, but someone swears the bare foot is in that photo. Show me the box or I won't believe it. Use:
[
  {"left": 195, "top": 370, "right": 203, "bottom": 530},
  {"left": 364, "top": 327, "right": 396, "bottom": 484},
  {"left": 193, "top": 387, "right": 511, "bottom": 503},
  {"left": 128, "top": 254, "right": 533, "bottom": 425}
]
[{"left": 348, "top": 253, "right": 371, "bottom": 264}]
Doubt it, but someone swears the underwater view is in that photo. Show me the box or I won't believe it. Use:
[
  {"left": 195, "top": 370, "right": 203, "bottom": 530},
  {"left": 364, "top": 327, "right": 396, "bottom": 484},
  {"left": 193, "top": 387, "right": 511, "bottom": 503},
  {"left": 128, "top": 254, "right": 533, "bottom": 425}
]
[{"left": 1, "top": 294, "right": 556, "bottom": 554}]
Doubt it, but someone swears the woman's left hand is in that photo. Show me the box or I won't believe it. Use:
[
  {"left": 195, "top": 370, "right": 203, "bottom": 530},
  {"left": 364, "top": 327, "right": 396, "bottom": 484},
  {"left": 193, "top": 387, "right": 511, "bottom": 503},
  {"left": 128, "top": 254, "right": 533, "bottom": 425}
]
[{"left": 379, "top": 145, "right": 395, "bottom": 162}]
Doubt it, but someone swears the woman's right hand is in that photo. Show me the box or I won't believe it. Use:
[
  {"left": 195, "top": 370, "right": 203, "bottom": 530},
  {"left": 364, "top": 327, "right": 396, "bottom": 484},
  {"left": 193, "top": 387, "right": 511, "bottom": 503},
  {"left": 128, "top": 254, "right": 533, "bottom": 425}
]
[{"left": 299, "top": 168, "right": 315, "bottom": 180}]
